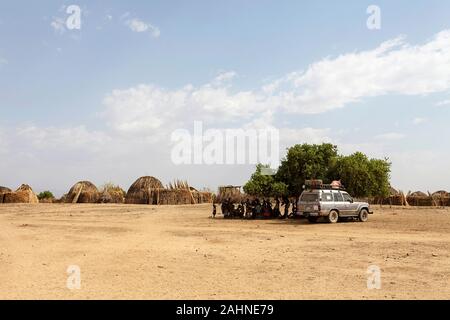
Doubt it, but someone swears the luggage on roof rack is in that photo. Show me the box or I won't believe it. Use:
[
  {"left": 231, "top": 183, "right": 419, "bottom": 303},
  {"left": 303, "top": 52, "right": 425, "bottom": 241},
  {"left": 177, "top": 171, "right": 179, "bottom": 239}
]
[{"left": 303, "top": 179, "right": 346, "bottom": 191}]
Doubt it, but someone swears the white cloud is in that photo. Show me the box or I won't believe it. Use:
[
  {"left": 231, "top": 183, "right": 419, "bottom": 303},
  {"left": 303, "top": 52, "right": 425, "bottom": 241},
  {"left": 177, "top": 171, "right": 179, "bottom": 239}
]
[
  {"left": 279, "top": 128, "right": 332, "bottom": 149},
  {"left": 375, "top": 132, "right": 406, "bottom": 141},
  {"left": 412, "top": 117, "right": 427, "bottom": 125},
  {"left": 50, "top": 17, "right": 66, "bottom": 34},
  {"left": 214, "top": 71, "right": 237, "bottom": 84},
  {"left": 16, "top": 125, "right": 111, "bottom": 151},
  {"left": 274, "top": 30, "right": 450, "bottom": 114},
  {"left": 101, "top": 30, "right": 450, "bottom": 135},
  {"left": 126, "top": 18, "right": 160, "bottom": 38}
]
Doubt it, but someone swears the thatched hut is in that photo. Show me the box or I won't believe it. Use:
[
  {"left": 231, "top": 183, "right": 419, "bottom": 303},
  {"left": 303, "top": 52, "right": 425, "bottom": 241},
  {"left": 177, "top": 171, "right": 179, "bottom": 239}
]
[
  {"left": 0, "top": 186, "right": 12, "bottom": 204},
  {"left": 2, "top": 184, "right": 39, "bottom": 204},
  {"left": 65, "top": 181, "right": 99, "bottom": 203},
  {"left": 0, "top": 186, "right": 11, "bottom": 194},
  {"left": 410, "top": 191, "right": 427, "bottom": 197},
  {"left": 157, "top": 189, "right": 193, "bottom": 205},
  {"left": 216, "top": 186, "right": 243, "bottom": 203},
  {"left": 125, "top": 176, "right": 164, "bottom": 204},
  {"left": 432, "top": 190, "right": 449, "bottom": 197},
  {"left": 98, "top": 188, "right": 125, "bottom": 204}
]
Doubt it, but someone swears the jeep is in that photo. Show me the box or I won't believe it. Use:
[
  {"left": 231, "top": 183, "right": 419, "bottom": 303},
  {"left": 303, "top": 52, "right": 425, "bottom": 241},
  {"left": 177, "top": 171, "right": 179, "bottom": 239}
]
[{"left": 297, "top": 185, "right": 373, "bottom": 223}]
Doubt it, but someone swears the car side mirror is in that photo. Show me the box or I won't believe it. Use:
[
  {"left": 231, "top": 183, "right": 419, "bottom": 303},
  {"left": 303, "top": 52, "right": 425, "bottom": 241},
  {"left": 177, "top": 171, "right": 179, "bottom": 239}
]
[{"left": 348, "top": 199, "right": 353, "bottom": 203}]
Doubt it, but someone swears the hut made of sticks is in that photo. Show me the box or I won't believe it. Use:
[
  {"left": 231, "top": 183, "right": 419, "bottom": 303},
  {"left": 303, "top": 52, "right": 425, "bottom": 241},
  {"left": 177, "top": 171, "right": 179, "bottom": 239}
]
[
  {"left": 2, "top": 184, "right": 39, "bottom": 204},
  {"left": 0, "top": 186, "right": 12, "bottom": 204},
  {"left": 98, "top": 188, "right": 125, "bottom": 204},
  {"left": 125, "top": 176, "right": 164, "bottom": 204},
  {"left": 65, "top": 181, "right": 100, "bottom": 203},
  {"left": 216, "top": 185, "right": 243, "bottom": 203}
]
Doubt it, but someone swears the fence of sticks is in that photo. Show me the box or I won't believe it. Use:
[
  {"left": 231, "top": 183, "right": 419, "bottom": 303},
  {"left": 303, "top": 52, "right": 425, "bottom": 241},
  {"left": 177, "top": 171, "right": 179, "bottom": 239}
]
[{"left": 125, "top": 177, "right": 213, "bottom": 205}]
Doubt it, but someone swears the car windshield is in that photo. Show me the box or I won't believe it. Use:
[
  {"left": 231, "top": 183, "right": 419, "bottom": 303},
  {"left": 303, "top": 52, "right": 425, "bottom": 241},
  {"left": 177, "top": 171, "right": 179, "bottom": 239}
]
[{"left": 301, "top": 193, "right": 319, "bottom": 202}]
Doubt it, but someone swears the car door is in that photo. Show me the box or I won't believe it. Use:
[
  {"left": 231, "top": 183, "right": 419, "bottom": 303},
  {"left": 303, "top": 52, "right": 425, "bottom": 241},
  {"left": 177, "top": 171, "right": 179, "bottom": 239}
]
[
  {"left": 340, "top": 192, "right": 352, "bottom": 216},
  {"left": 342, "top": 192, "right": 358, "bottom": 215},
  {"left": 332, "top": 191, "right": 345, "bottom": 215}
]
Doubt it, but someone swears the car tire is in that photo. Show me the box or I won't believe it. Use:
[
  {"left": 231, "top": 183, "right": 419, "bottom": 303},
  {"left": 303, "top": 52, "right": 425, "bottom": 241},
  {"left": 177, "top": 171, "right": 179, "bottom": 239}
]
[
  {"left": 308, "top": 216, "right": 319, "bottom": 223},
  {"left": 327, "top": 210, "right": 339, "bottom": 223},
  {"left": 358, "top": 208, "right": 369, "bottom": 222}
]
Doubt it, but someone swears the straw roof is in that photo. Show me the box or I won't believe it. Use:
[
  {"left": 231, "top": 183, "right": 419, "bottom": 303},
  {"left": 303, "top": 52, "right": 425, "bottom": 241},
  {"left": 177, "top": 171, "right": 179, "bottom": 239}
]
[
  {"left": 0, "top": 186, "right": 11, "bottom": 194},
  {"left": 2, "top": 184, "right": 39, "bottom": 204},
  {"left": 432, "top": 190, "right": 449, "bottom": 197},
  {"left": 125, "top": 176, "right": 164, "bottom": 204},
  {"left": 66, "top": 181, "right": 99, "bottom": 203},
  {"left": 409, "top": 191, "right": 427, "bottom": 197}
]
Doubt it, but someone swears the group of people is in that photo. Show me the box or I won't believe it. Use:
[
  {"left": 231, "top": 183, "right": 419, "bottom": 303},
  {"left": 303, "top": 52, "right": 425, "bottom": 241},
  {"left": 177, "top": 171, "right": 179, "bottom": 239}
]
[{"left": 212, "top": 198, "right": 298, "bottom": 219}]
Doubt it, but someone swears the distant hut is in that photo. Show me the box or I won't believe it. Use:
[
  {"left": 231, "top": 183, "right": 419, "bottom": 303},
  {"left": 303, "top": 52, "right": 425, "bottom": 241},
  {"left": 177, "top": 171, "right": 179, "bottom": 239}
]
[
  {"left": 0, "top": 186, "right": 12, "bottom": 203},
  {"left": 432, "top": 190, "right": 449, "bottom": 197},
  {"left": 65, "top": 181, "right": 99, "bottom": 203},
  {"left": 98, "top": 186, "right": 126, "bottom": 204},
  {"left": 125, "top": 176, "right": 164, "bottom": 204},
  {"left": 390, "top": 187, "right": 400, "bottom": 196},
  {"left": 216, "top": 186, "right": 243, "bottom": 203},
  {"left": 2, "top": 184, "right": 39, "bottom": 204},
  {"left": 410, "top": 191, "right": 427, "bottom": 197}
]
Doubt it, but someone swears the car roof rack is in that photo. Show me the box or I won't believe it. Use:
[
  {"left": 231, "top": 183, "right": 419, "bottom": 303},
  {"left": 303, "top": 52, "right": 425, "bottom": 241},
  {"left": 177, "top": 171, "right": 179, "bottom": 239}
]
[{"left": 303, "top": 180, "right": 346, "bottom": 191}]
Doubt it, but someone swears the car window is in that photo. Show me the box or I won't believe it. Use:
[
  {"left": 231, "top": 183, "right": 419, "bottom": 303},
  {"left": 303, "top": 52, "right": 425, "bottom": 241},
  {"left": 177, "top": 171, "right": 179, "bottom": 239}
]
[
  {"left": 342, "top": 193, "right": 352, "bottom": 202},
  {"left": 333, "top": 192, "right": 344, "bottom": 202},
  {"left": 301, "top": 193, "right": 319, "bottom": 202},
  {"left": 322, "top": 193, "right": 333, "bottom": 201}
]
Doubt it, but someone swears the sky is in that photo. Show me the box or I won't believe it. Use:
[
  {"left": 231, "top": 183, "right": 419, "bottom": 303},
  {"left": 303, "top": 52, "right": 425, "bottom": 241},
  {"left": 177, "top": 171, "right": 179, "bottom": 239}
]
[{"left": 1, "top": 0, "right": 450, "bottom": 196}]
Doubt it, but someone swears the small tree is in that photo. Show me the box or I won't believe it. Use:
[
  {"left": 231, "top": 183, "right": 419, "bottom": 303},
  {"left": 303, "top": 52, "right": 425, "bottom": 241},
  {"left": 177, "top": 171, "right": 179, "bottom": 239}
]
[
  {"left": 37, "top": 191, "right": 54, "bottom": 200},
  {"left": 244, "top": 164, "right": 288, "bottom": 198},
  {"left": 331, "top": 152, "right": 391, "bottom": 198}
]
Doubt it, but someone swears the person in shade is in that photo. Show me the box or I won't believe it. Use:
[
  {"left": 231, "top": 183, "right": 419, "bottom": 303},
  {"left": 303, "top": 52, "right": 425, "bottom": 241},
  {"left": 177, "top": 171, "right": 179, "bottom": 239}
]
[
  {"left": 273, "top": 198, "right": 281, "bottom": 217},
  {"left": 283, "top": 197, "right": 290, "bottom": 219},
  {"left": 212, "top": 203, "right": 217, "bottom": 218}
]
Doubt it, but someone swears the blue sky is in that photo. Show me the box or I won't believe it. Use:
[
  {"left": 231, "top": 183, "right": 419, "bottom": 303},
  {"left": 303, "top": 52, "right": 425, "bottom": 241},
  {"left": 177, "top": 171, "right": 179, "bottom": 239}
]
[{"left": 1, "top": 0, "right": 450, "bottom": 196}]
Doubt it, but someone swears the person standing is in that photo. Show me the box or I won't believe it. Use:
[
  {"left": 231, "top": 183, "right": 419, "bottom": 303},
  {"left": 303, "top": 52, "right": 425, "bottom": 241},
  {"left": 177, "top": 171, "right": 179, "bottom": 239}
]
[
  {"left": 212, "top": 203, "right": 217, "bottom": 218},
  {"left": 283, "top": 197, "right": 290, "bottom": 219},
  {"left": 273, "top": 198, "right": 281, "bottom": 217}
]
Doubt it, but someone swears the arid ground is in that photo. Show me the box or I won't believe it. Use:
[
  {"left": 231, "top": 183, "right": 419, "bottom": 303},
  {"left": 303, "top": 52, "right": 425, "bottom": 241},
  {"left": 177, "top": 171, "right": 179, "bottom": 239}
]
[{"left": 1, "top": 204, "right": 449, "bottom": 299}]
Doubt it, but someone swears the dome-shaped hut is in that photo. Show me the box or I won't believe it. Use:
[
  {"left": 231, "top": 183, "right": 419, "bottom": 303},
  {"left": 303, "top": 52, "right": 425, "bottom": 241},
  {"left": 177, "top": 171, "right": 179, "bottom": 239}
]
[
  {"left": 0, "top": 186, "right": 12, "bottom": 203},
  {"left": 65, "top": 181, "right": 99, "bottom": 203},
  {"left": 2, "top": 184, "right": 39, "bottom": 204},
  {"left": 410, "top": 191, "right": 427, "bottom": 197},
  {"left": 432, "top": 190, "right": 449, "bottom": 197},
  {"left": 125, "top": 176, "right": 163, "bottom": 204}
]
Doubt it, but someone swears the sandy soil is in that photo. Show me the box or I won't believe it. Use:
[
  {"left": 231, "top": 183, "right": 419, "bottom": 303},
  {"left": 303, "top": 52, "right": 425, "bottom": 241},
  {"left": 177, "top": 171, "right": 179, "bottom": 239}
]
[{"left": 1, "top": 203, "right": 449, "bottom": 300}]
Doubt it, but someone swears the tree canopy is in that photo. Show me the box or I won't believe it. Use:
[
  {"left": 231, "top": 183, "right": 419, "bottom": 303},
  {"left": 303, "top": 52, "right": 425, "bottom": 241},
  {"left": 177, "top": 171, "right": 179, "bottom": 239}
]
[
  {"left": 243, "top": 164, "right": 288, "bottom": 197},
  {"left": 244, "top": 143, "right": 391, "bottom": 198}
]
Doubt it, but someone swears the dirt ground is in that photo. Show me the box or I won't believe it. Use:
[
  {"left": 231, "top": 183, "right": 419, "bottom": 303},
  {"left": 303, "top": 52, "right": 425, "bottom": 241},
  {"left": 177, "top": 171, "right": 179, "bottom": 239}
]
[{"left": 0, "top": 203, "right": 449, "bottom": 300}]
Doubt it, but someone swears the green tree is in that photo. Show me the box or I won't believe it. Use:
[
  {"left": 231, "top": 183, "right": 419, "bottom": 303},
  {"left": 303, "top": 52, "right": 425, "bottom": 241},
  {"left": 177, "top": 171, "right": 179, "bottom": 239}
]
[
  {"left": 331, "top": 152, "right": 391, "bottom": 198},
  {"left": 243, "top": 164, "right": 288, "bottom": 197},
  {"left": 275, "top": 143, "right": 338, "bottom": 196},
  {"left": 244, "top": 143, "right": 392, "bottom": 199},
  {"left": 37, "top": 191, "right": 54, "bottom": 200}
]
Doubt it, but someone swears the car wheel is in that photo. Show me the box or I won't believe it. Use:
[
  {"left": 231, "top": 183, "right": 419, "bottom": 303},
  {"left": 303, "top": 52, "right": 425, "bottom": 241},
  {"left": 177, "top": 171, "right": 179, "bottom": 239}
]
[
  {"left": 327, "top": 210, "right": 339, "bottom": 223},
  {"left": 308, "top": 216, "right": 319, "bottom": 223},
  {"left": 358, "top": 209, "right": 369, "bottom": 222}
]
